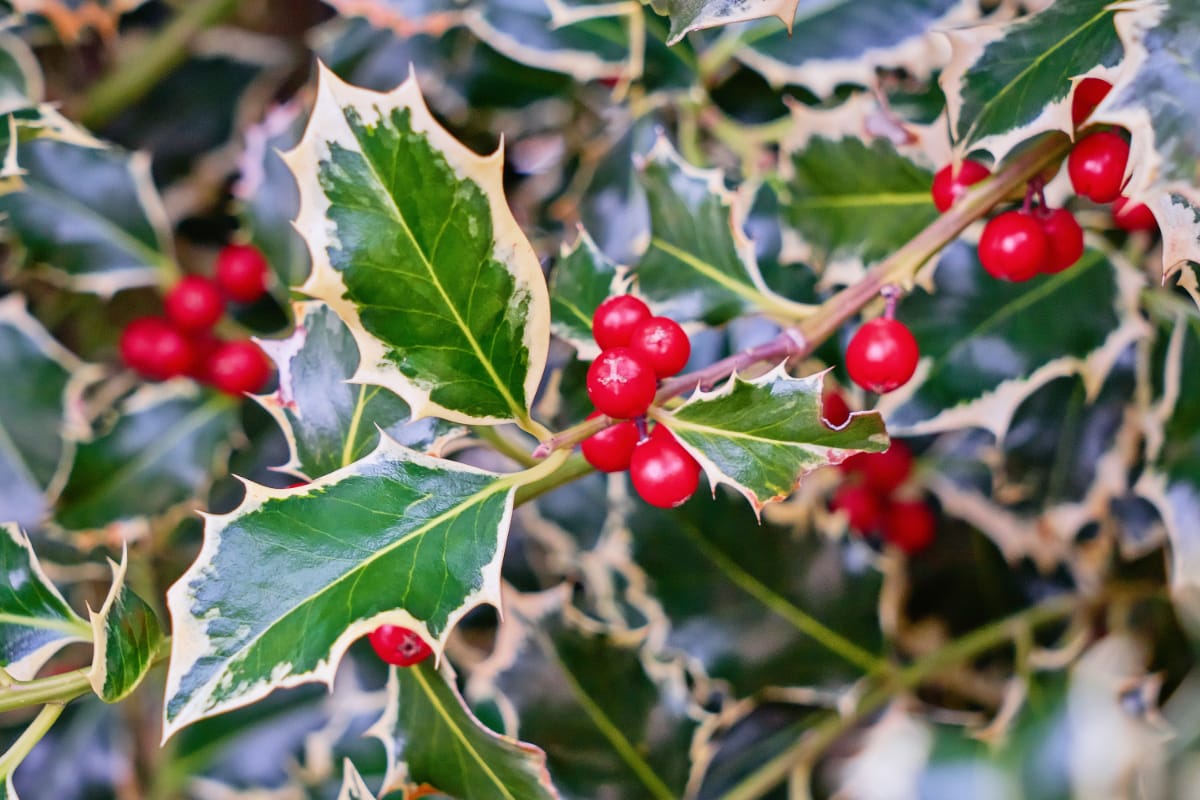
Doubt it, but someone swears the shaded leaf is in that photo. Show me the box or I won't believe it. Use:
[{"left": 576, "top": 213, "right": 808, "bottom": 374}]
[
  {"left": 694, "top": 701, "right": 828, "bottom": 799},
  {"left": 368, "top": 660, "right": 557, "bottom": 799},
  {"left": 548, "top": 227, "right": 624, "bottom": 360},
  {"left": 659, "top": 368, "right": 887, "bottom": 510},
  {"left": 337, "top": 760, "right": 377, "bottom": 800},
  {"left": 288, "top": 65, "right": 550, "bottom": 428},
  {"left": 0, "top": 522, "right": 90, "bottom": 680},
  {"left": 655, "top": 0, "right": 799, "bottom": 45},
  {"left": 86, "top": 550, "right": 164, "bottom": 703},
  {"left": 0, "top": 30, "right": 40, "bottom": 112}
]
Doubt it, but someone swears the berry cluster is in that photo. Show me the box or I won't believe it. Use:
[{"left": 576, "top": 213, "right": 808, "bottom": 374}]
[
  {"left": 367, "top": 624, "right": 433, "bottom": 667},
  {"left": 119, "top": 244, "right": 273, "bottom": 396},
  {"left": 581, "top": 295, "right": 701, "bottom": 508}
]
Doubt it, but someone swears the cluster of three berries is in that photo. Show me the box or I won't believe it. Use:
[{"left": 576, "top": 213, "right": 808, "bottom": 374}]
[{"left": 829, "top": 439, "right": 935, "bottom": 555}]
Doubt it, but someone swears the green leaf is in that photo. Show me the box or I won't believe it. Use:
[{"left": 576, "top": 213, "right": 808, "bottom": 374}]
[
  {"left": 942, "top": 0, "right": 1125, "bottom": 160},
  {"left": 659, "top": 369, "right": 887, "bottom": 510},
  {"left": 466, "top": 589, "right": 700, "bottom": 800},
  {"left": 288, "top": 65, "right": 550, "bottom": 428},
  {"left": 257, "top": 301, "right": 460, "bottom": 481},
  {"left": 637, "top": 136, "right": 813, "bottom": 325},
  {"left": 548, "top": 228, "right": 624, "bottom": 360},
  {"left": 368, "top": 660, "right": 557, "bottom": 799},
  {"left": 654, "top": 0, "right": 799, "bottom": 45},
  {"left": 0, "top": 30, "right": 41, "bottom": 112},
  {"left": 0, "top": 295, "right": 93, "bottom": 529},
  {"left": 694, "top": 701, "right": 828, "bottom": 798},
  {"left": 337, "top": 760, "right": 377, "bottom": 800},
  {"left": 881, "top": 242, "right": 1145, "bottom": 438},
  {"left": 737, "top": 0, "right": 972, "bottom": 93},
  {"left": 162, "top": 436, "right": 523, "bottom": 738},
  {"left": 54, "top": 385, "right": 240, "bottom": 534},
  {"left": 0, "top": 522, "right": 90, "bottom": 680},
  {"left": 0, "top": 125, "right": 174, "bottom": 296},
  {"left": 782, "top": 135, "right": 937, "bottom": 273},
  {"left": 86, "top": 550, "right": 164, "bottom": 703}
]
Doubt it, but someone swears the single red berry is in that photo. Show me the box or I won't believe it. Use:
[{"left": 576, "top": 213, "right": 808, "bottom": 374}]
[
  {"left": 287, "top": 481, "right": 308, "bottom": 488},
  {"left": 580, "top": 411, "right": 640, "bottom": 473},
  {"left": 978, "top": 210, "right": 1048, "bottom": 282},
  {"left": 627, "top": 316, "right": 690, "bottom": 377},
  {"left": 215, "top": 243, "right": 270, "bottom": 303},
  {"left": 840, "top": 441, "right": 914, "bottom": 495},
  {"left": 592, "top": 295, "right": 651, "bottom": 351},
  {"left": 629, "top": 428, "right": 701, "bottom": 508},
  {"left": 881, "top": 500, "right": 936, "bottom": 554},
  {"left": 119, "top": 316, "right": 193, "bottom": 380},
  {"left": 822, "top": 389, "right": 852, "bottom": 428},
  {"left": 206, "top": 339, "right": 272, "bottom": 396},
  {"left": 165, "top": 275, "right": 225, "bottom": 331},
  {"left": 1071, "top": 77, "right": 1112, "bottom": 127},
  {"left": 845, "top": 318, "right": 919, "bottom": 394},
  {"left": 1112, "top": 197, "right": 1157, "bottom": 232},
  {"left": 1068, "top": 131, "right": 1129, "bottom": 203},
  {"left": 931, "top": 159, "right": 991, "bottom": 212},
  {"left": 831, "top": 483, "right": 882, "bottom": 534},
  {"left": 586, "top": 347, "right": 657, "bottom": 419},
  {"left": 368, "top": 624, "right": 433, "bottom": 667},
  {"left": 1038, "top": 208, "right": 1085, "bottom": 274}
]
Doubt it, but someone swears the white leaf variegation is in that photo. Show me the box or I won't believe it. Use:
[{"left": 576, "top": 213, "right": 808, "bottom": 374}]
[
  {"left": 337, "top": 760, "right": 377, "bottom": 800},
  {"left": 87, "top": 546, "right": 164, "bottom": 703}
]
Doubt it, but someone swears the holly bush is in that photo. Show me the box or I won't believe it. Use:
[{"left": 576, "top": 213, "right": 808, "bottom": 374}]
[{"left": 2, "top": 0, "right": 1199, "bottom": 797}]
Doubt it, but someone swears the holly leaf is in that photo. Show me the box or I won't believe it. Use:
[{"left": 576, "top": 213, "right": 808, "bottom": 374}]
[
  {"left": 0, "top": 119, "right": 173, "bottom": 295},
  {"left": 940, "top": 0, "right": 1126, "bottom": 163},
  {"left": 654, "top": 0, "right": 799, "bottom": 45},
  {"left": 11, "top": 0, "right": 154, "bottom": 41},
  {"left": 322, "top": 0, "right": 467, "bottom": 37},
  {"left": 368, "top": 660, "right": 557, "bottom": 799},
  {"left": 637, "top": 136, "right": 814, "bottom": 325},
  {"left": 0, "top": 29, "right": 41, "bottom": 112},
  {"left": 548, "top": 227, "right": 625, "bottom": 360},
  {"left": 878, "top": 242, "right": 1146, "bottom": 439},
  {"left": 337, "top": 761, "right": 377, "bottom": 800},
  {"left": 466, "top": 588, "right": 701, "bottom": 800},
  {"left": 737, "top": 0, "right": 975, "bottom": 94},
  {"left": 162, "top": 436, "right": 526, "bottom": 739},
  {"left": 0, "top": 522, "right": 90, "bottom": 680},
  {"left": 287, "top": 64, "right": 550, "bottom": 429},
  {"left": 86, "top": 549, "right": 164, "bottom": 703},
  {"left": 54, "top": 385, "right": 240, "bottom": 535},
  {"left": 657, "top": 368, "right": 887, "bottom": 510},
  {"left": 256, "top": 301, "right": 460, "bottom": 482},
  {"left": 781, "top": 136, "right": 938, "bottom": 274}
]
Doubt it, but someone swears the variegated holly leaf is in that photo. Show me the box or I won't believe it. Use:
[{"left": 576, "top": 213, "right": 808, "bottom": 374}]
[
  {"left": 656, "top": 368, "right": 887, "bottom": 510},
  {"left": 625, "top": 488, "right": 884, "bottom": 694},
  {"left": 737, "top": 0, "right": 975, "bottom": 94},
  {"left": 234, "top": 102, "right": 311, "bottom": 291},
  {"left": 162, "top": 436, "right": 536, "bottom": 739},
  {"left": 467, "top": 588, "right": 701, "bottom": 800},
  {"left": 86, "top": 550, "right": 164, "bottom": 703},
  {"left": 368, "top": 660, "right": 558, "bottom": 799},
  {"left": 11, "top": 0, "right": 153, "bottom": 41},
  {"left": 878, "top": 242, "right": 1146, "bottom": 439},
  {"left": 781, "top": 136, "right": 938, "bottom": 274},
  {"left": 337, "top": 760, "right": 377, "bottom": 800},
  {"left": 256, "top": 301, "right": 460, "bottom": 481},
  {"left": 1, "top": 774, "right": 15, "bottom": 800},
  {"left": 0, "top": 523, "right": 90, "bottom": 680},
  {"left": 940, "top": 0, "right": 1127, "bottom": 163},
  {"left": 323, "top": 0, "right": 467, "bottom": 37},
  {"left": 0, "top": 295, "right": 94, "bottom": 529},
  {"left": 0, "top": 30, "right": 40, "bottom": 113},
  {"left": 654, "top": 0, "right": 799, "bottom": 45},
  {"left": 288, "top": 65, "right": 550, "bottom": 430},
  {"left": 637, "top": 136, "right": 814, "bottom": 325},
  {"left": 54, "top": 384, "right": 239, "bottom": 535},
  {"left": 0, "top": 127, "right": 174, "bottom": 296},
  {"left": 548, "top": 228, "right": 625, "bottom": 360}
]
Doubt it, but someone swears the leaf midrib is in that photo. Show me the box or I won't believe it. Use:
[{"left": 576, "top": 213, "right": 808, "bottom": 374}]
[
  {"left": 789, "top": 192, "right": 932, "bottom": 210},
  {"left": 649, "top": 236, "right": 764, "bottom": 308},
  {"left": 0, "top": 611, "right": 89, "bottom": 637}
]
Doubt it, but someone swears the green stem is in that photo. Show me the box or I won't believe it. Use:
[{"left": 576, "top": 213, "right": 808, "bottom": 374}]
[
  {"left": 515, "top": 454, "right": 593, "bottom": 506},
  {"left": 475, "top": 426, "right": 540, "bottom": 469},
  {"left": 0, "top": 669, "right": 90, "bottom": 714},
  {"left": 0, "top": 702, "right": 64, "bottom": 778},
  {"left": 78, "top": 0, "right": 239, "bottom": 129}
]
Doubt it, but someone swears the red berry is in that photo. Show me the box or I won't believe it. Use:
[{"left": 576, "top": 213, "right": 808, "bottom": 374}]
[
  {"left": 931, "top": 159, "right": 991, "bottom": 212},
  {"left": 627, "top": 316, "right": 690, "bottom": 377},
  {"left": 367, "top": 624, "right": 433, "bottom": 667},
  {"left": 822, "top": 389, "right": 851, "bottom": 428},
  {"left": 845, "top": 318, "right": 919, "bottom": 395},
  {"left": 831, "top": 483, "right": 882, "bottom": 534},
  {"left": 206, "top": 339, "right": 272, "bottom": 396},
  {"left": 1067, "top": 131, "right": 1129, "bottom": 203},
  {"left": 978, "top": 210, "right": 1048, "bottom": 282},
  {"left": 629, "top": 428, "right": 701, "bottom": 508},
  {"left": 586, "top": 347, "right": 657, "bottom": 419},
  {"left": 287, "top": 481, "right": 308, "bottom": 488},
  {"left": 1037, "top": 208, "right": 1085, "bottom": 274},
  {"left": 1112, "top": 197, "right": 1157, "bottom": 232},
  {"left": 165, "top": 275, "right": 225, "bottom": 331},
  {"left": 215, "top": 243, "right": 270, "bottom": 303},
  {"left": 840, "top": 441, "right": 914, "bottom": 495},
  {"left": 881, "top": 500, "right": 936, "bottom": 554},
  {"left": 592, "top": 295, "right": 651, "bottom": 351},
  {"left": 1071, "top": 77, "right": 1112, "bottom": 127},
  {"left": 580, "top": 411, "right": 640, "bottom": 473},
  {"left": 119, "top": 316, "right": 193, "bottom": 380}
]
